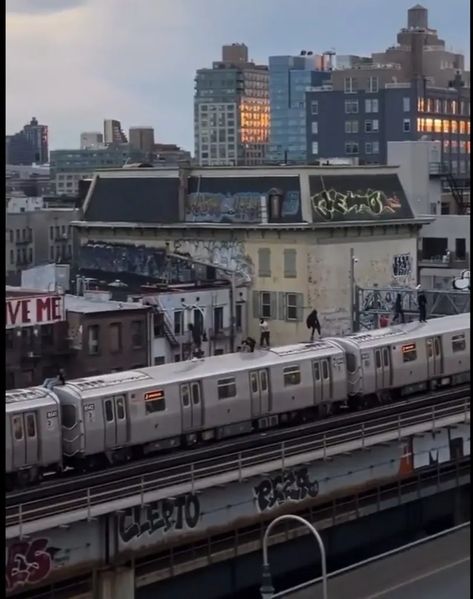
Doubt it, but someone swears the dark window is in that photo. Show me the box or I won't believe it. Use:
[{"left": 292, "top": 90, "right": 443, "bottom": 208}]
[
  {"left": 217, "top": 378, "right": 236, "bottom": 399},
  {"left": 26, "top": 414, "right": 36, "bottom": 437},
  {"left": 422, "top": 237, "right": 448, "bottom": 260},
  {"left": 153, "top": 312, "right": 164, "bottom": 337},
  {"left": 250, "top": 372, "right": 258, "bottom": 393},
  {"left": 375, "top": 351, "right": 382, "bottom": 368},
  {"left": 214, "top": 306, "right": 223, "bottom": 332},
  {"left": 402, "top": 346, "right": 417, "bottom": 362},
  {"left": 455, "top": 238, "right": 466, "bottom": 260},
  {"left": 283, "top": 366, "right": 301, "bottom": 386},
  {"left": 115, "top": 396, "right": 125, "bottom": 420},
  {"left": 181, "top": 385, "right": 190, "bottom": 407},
  {"left": 62, "top": 405, "right": 77, "bottom": 428},
  {"left": 236, "top": 304, "right": 243, "bottom": 330},
  {"left": 383, "top": 349, "right": 389, "bottom": 367},
  {"left": 41, "top": 325, "right": 54, "bottom": 347},
  {"left": 154, "top": 356, "right": 165, "bottom": 365},
  {"left": 145, "top": 395, "right": 165, "bottom": 414},
  {"left": 314, "top": 362, "right": 320, "bottom": 380},
  {"left": 452, "top": 335, "right": 466, "bottom": 352},
  {"left": 13, "top": 416, "right": 23, "bottom": 440},
  {"left": 131, "top": 320, "right": 144, "bottom": 349},
  {"left": 261, "top": 292, "right": 272, "bottom": 319},
  {"left": 174, "top": 311, "right": 183, "bottom": 335},
  {"left": 191, "top": 383, "right": 201, "bottom": 404},
  {"left": 260, "top": 371, "right": 268, "bottom": 391},
  {"left": 322, "top": 361, "right": 329, "bottom": 379},
  {"left": 109, "top": 322, "right": 122, "bottom": 353},
  {"left": 87, "top": 325, "right": 100, "bottom": 355},
  {"left": 346, "top": 354, "right": 356, "bottom": 373},
  {"left": 6, "top": 330, "right": 14, "bottom": 350},
  {"left": 104, "top": 400, "right": 114, "bottom": 422}
]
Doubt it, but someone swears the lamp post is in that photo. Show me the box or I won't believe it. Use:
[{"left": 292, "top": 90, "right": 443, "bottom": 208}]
[
  {"left": 260, "top": 514, "right": 328, "bottom": 599},
  {"left": 350, "top": 248, "right": 358, "bottom": 333}
]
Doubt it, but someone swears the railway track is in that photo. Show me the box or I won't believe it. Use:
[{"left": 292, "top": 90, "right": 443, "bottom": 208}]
[
  {"left": 7, "top": 385, "right": 470, "bottom": 506},
  {"left": 6, "top": 390, "right": 470, "bottom": 528}
]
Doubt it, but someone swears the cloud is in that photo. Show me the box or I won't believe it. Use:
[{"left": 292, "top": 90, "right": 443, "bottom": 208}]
[{"left": 6, "top": 0, "right": 470, "bottom": 152}]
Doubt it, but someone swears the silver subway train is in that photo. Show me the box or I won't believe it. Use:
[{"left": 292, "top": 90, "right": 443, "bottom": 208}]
[{"left": 6, "top": 314, "right": 470, "bottom": 488}]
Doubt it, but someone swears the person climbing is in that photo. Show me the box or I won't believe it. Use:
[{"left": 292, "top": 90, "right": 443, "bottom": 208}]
[
  {"left": 306, "top": 309, "right": 321, "bottom": 341},
  {"left": 418, "top": 288, "right": 427, "bottom": 322},
  {"left": 259, "top": 319, "right": 270, "bottom": 348}
]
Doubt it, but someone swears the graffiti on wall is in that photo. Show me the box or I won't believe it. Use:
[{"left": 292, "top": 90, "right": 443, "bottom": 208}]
[
  {"left": 392, "top": 254, "right": 412, "bottom": 278},
  {"left": 79, "top": 243, "right": 168, "bottom": 279},
  {"left": 309, "top": 175, "right": 414, "bottom": 223},
  {"left": 173, "top": 239, "right": 253, "bottom": 282},
  {"left": 186, "top": 193, "right": 261, "bottom": 223},
  {"left": 118, "top": 493, "right": 201, "bottom": 543},
  {"left": 254, "top": 467, "right": 319, "bottom": 513},
  {"left": 6, "top": 538, "right": 60, "bottom": 592}
]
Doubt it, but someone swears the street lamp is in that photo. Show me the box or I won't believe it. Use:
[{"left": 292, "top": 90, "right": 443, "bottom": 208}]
[
  {"left": 260, "top": 514, "right": 328, "bottom": 599},
  {"left": 350, "top": 248, "right": 358, "bottom": 333}
]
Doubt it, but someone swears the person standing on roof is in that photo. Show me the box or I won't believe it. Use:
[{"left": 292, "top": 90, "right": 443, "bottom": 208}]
[
  {"left": 306, "top": 309, "right": 321, "bottom": 341},
  {"left": 392, "top": 293, "right": 405, "bottom": 324},
  {"left": 259, "top": 319, "right": 270, "bottom": 348},
  {"left": 418, "top": 288, "right": 427, "bottom": 322}
]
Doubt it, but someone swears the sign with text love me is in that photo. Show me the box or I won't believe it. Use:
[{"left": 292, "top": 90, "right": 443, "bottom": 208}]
[{"left": 6, "top": 294, "right": 65, "bottom": 329}]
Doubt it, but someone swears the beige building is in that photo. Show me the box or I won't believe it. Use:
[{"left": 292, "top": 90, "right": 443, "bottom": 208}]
[{"left": 73, "top": 165, "right": 432, "bottom": 348}]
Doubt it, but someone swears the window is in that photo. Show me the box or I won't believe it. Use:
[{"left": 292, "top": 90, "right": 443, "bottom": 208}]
[
  {"left": 153, "top": 312, "right": 164, "bottom": 337},
  {"left": 452, "top": 335, "right": 466, "bottom": 352},
  {"left": 345, "top": 120, "right": 359, "bottom": 134},
  {"left": 344, "top": 77, "right": 357, "bottom": 93},
  {"left": 236, "top": 303, "right": 243, "bottom": 330},
  {"left": 403, "top": 97, "right": 410, "bottom": 112},
  {"left": 311, "top": 101, "right": 318, "bottom": 115},
  {"left": 311, "top": 121, "right": 318, "bottom": 135},
  {"left": 346, "top": 354, "right": 356, "bottom": 373},
  {"left": 375, "top": 351, "right": 382, "bottom": 368},
  {"left": 259, "top": 291, "right": 273, "bottom": 319},
  {"left": 455, "top": 238, "right": 466, "bottom": 260},
  {"left": 313, "top": 362, "right": 320, "bottom": 380},
  {"left": 214, "top": 306, "right": 223, "bottom": 332},
  {"left": 154, "top": 356, "right": 165, "bottom": 365},
  {"left": 145, "top": 390, "right": 166, "bottom": 413},
  {"left": 372, "top": 141, "right": 379, "bottom": 154},
  {"left": 104, "top": 400, "right": 114, "bottom": 422},
  {"left": 181, "top": 385, "right": 190, "bottom": 406},
  {"left": 131, "top": 321, "right": 144, "bottom": 348},
  {"left": 311, "top": 141, "right": 319, "bottom": 155},
  {"left": 217, "top": 377, "right": 236, "bottom": 399},
  {"left": 87, "top": 325, "right": 99, "bottom": 355},
  {"left": 345, "top": 100, "right": 359, "bottom": 114},
  {"left": 402, "top": 343, "right": 417, "bottom": 362},
  {"left": 174, "top": 310, "right": 183, "bottom": 335},
  {"left": 109, "top": 323, "right": 122, "bottom": 353},
  {"left": 345, "top": 142, "right": 359, "bottom": 155},
  {"left": 283, "top": 366, "right": 301, "bottom": 386},
  {"left": 62, "top": 405, "right": 77, "bottom": 428},
  {"left": 258, "top": 248, "right": 271, "bottom": 277},
  {"left": 366, "top": 142, "right": 373, "bottom": 154},
  {"left": 322, "top": 360, "right": 329, "bottom": 379},
  {"left": 368, "top": 77, "right": 378, "bottom": 93},
  {"left": 365, "top": 119, "right": 379, "bottom": 132},
  {"left": 365, "top": 99, "right": 379, "bottom": 113},
  {"left": 284, "top": 249, "right": 297, "bottom": 278},
  {"left": 286, "top": 293, "right": 299, "bottom": 320},
  {"left": 403, "top": 119, "right": 411, "bottom": 132},
  {"left": 12, "top": 416, "right": 23, "bottom": 440}
]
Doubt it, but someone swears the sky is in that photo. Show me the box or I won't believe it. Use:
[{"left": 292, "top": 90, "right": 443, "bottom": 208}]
[{"left": 6, "top": 0, "right": 470, "bottom": 152}]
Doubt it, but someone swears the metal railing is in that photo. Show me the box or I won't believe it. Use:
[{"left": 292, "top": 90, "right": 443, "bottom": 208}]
[{"left": 6, "top": 397, "right": 469, "bottom": 530}]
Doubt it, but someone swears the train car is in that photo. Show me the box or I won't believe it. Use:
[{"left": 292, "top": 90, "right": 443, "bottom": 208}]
[
  {"left": 331, "top": 314, "right": 470, "bottom": 402},
  {"left": 6, "top": 387, "right": 62, "bottom": 487}
]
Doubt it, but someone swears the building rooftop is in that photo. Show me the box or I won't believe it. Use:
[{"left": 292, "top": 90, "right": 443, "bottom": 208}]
[
  {"left": 6, "top": 286, "right": 54, "bottom": 298},
  {"left": 64, "top": 294, "right": 150, "bottom": 314}
]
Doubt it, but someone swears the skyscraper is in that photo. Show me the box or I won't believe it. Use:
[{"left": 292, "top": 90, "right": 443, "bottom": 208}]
[
  {"left": 129, "top": 127, "right": 155, "bottom": 154},
  {"left": 80, "top": 132, "right": 104, "bottom": 149},
  {"left": 194, "top": 44, "right": 270, "bottom": 166},
  {"left": 268, "top": 53, "right": 332, "bottom": 164},
  {"left": 103, "top": 119, "right": 128, "bottom": 145},
  {"left": 6, "top": 117, "right": 49, "bottom": 165}
]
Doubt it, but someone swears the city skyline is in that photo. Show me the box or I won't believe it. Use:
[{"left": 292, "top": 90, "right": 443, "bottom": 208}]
[{"left": 6, "top": 0, "right": 469, "bottom": 152}]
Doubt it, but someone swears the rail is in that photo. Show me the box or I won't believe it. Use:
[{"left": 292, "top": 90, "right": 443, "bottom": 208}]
[{"left": 6, "top": 396, "right": 469, "bottom": 529}]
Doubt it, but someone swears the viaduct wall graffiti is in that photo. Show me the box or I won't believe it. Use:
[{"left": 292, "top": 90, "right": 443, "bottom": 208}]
[{"left": 309, "top": 174, "right": 414, "bottom": 223}]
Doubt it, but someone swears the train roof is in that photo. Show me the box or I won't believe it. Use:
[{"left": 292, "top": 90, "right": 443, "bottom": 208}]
[
  {"left": 56, "top": 340, "right": 344, "bottom": 398},
  {"left": 6, "top": 387, "right": 60, "bottom": 412},
  {"left": 335, "top": 314, "right": 469, "bottom": 350}
]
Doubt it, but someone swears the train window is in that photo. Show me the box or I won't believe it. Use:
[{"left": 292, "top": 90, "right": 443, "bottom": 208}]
[
  {"left": 426, "top": 340, "right": 433, "bottom": 357},
  {"left": 26, "top": 414, "right": 36, "bottom": 438},
  {"left": 145, "top": 398, "right": 165, "bottom": 414},
  {"left": 260, "top": 371, "right": 268, "bottom": 392},
  {"left": 12, "top": 416, "right": 23, "bottom": 440},
  {"left": 218, "top": 378, "right": 236, "bottom": 400},
  {"left": 250, "top": 373, "right": 258, "bottom": 393},
  {"left": 346, "top": 354, "right": 356, "bottom": 373},
  {"left": 191, "top": 383, "right": 201, "bottom": 405},
  {"left": 313, "top": 362, "right": 320, "bottom": 381},
  {"left": 283, "top": 366, "right": 301, "bottom": 387},
  {"left": 104, "top": 400, "right": 114, "bottom": 422},
  {"left": 375, "top": 351, "right": 381, "bottom": 368},
  {"left": 383, "top": 349, "right": 389, "bottom": 367},
  {"left": 434, "top": 338, "right": 441, "bottom": 356},
  {"left": 62, "top": 405, "right": 77, "bottom": 428},
  {"left": 452, "top": 335, "right": 466, "bottom": 352},
  {"left": 402, "top": 344, "right": 417, "bottom": 362},
  {"left": 322, "top": 361, "right": 329, "bottom": 380},
  {"left": 115, "top": 396, "right": 126, "bottom": 420},
  {"left": 181, "top": 385, "right": 190, "bottom": 407}
]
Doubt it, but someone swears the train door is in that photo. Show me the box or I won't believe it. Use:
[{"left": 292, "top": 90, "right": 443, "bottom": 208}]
[
  {"left": 249, "top": 369, "right": 270, "bottom": 417},
  {"left": 375, "top": 349, "right": 383, "bottom": 389},
  {"left": 104, "top": 398, "right": 116, "bottom": 447},
  {"left": 114, "top": 395, "right": 128, "bottom": 446},
  {"left": 313, "top": 361, "right": 322, "bottom": 403},
  {"left": 24, "top": 412, "right": 38, "bottom": 464},
  {"left": 180, "top": 384, "right": 192, "bottom": 431},
  {"left": 382, "top": 347, "right": 392, "bottom": 388},
  {"left": 11, "top": 414, "right": 26, "bottom": 469},
  {"left": 321, "top": 359, "right": 332, "bottom": 401},
  {"left": 433, "top": 336, "right": 443, "bottom": 375},
  {"left": 190, "top": 382, "right": 203, "bottom": 428}
]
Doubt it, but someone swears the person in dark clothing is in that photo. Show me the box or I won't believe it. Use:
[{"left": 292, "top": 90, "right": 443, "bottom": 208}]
[
  {"left": 241, "top": 337, "right": 256, "bottom": 352},
  {"left": 259, "top": 319, "right": 270, "bottom": 347},
  {"left": 306, "top": 309, "right": 321, "bottom": 341},
  {"left": 418, "top": 290, "right": 427, "bottom": 322},
  {"left": 393, "top": 293, "right": 405, "bottom": 324}
]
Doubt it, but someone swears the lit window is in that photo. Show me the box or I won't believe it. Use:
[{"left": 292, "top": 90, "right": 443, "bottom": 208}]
[
  {"left": 434, "top": 119, "right": 442, "bottom": 133},
  {"left": 311, "top": 121, "right": 318, "bottom": 135},
  {"left": 312, "top": 141, "right": 319, "bottom": 155}
]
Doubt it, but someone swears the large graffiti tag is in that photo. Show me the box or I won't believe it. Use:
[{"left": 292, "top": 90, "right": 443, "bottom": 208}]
[
  {"left": 6, "top": 538, "right": 58, "bottom": 592},
  {"left": 118, "top": 493, "right": 201, "bottom": 543},
  {"left": 311, "top": 188, "right": 402, "bottom": 221},
  {"left": 254, "top": 468, "right": 319, "bottom": 512},
  {"left": 185, "top": 192, "right": 261, "bottom": 223}
]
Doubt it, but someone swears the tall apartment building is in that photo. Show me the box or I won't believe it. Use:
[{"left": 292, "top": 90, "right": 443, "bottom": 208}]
[
  {"left": 103, "top": 119, "right": 128, "bottom": 145},
  {"left": 80, "top": 131, "right": 104, "bottom": 149},
  {"left": 194, "top": 43, "right": 270, "bottom": 166},
  {"left": 129, "top": 127, "right": 155, "bottom": 154},
  {"left": 6, "top": 117, "right": 49, "bottom": 165},
  {"left": 268, "top": 53, "right": 332, "bottom": 164},
  {"left": 306, "top": 5, "right": 470, "bottom": 178}
]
